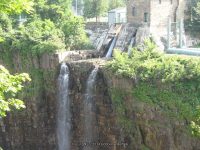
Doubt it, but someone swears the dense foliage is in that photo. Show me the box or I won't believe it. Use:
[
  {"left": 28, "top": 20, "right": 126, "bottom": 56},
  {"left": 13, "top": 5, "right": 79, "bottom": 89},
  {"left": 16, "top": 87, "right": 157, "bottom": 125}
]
[
  {"left": 108, "top": 40, "right": 200, "bottom": 82},
  {"left": 0, "top": 65, "right": 31, "bottom": 117},
  {"left": 107, "top": 40, "right": 200, "bottom": 137},
  {"left": 61, "top": 15, "right": 92, "bottom": 50},
  {"left": 0, "top": 0, "right": 31, "bottom": 121},
  {"left": 0, "top": 0, "right": 33, "bottom": 14},
  {"left": 0, "top": 0, "right": 92, "bottom": 54}
]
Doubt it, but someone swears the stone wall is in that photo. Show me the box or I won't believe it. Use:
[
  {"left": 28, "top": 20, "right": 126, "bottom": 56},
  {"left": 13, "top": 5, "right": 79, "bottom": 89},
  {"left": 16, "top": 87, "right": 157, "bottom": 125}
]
[
  {"left": 126, "top": 0, "right": 151, "bottom": 27},
  {"left": 85, "top": 22, "right": 109, "bottom": 31},
  {"left": 150, "top": 0, "right": 178, "bottom": 37},
  {"left": 127, "top": 0, "right": 186, "bottom": 38}
]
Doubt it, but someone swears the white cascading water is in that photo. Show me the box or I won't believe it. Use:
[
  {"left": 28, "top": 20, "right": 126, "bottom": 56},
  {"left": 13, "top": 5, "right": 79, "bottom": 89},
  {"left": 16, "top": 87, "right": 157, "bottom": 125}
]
[
  {"left": 57, "top": 63, "right": 71, "bottom": 150},
  {"left": 83, "top": 67, "right": 98, "bottom": 150},
  {"left": 106, "top": 37, "right": 117, "bottom": 58}
]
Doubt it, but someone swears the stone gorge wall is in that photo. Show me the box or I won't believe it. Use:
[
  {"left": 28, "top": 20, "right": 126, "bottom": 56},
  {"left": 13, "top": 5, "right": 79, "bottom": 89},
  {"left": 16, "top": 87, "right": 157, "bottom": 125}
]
[
  {"left": 0, "top": 51, "right": 200, "bottom": 150},
  {"left": 67, "top": 60, "right": 121, "bottom": 150},
  {"left": 104, "top": 69, "right": 200, "bottom": 150},
  {"left": 0, "top": 50, "right": 98, "bottom": 150},
  {"left": 0, "top": 52, "right": 59, "bottom": 150}
]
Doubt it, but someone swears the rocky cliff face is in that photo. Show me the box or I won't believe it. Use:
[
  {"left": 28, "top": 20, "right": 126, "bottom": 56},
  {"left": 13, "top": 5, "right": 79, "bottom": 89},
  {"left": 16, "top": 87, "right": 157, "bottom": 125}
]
[
  {"left": 0, "top": 51, "right": 61, "bottom": 150},
  {"left": 104, "top": 70, "right": 200, "bottom": 150},
  {"left": 0, "top": 51, "right": 200, "bottom": 150}
]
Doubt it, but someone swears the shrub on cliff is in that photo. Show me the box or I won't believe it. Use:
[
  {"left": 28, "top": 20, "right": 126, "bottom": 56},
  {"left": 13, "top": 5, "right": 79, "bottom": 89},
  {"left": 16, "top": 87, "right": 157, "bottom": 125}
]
[
  {"left": 12, "top": 19, "right": 66, "bottom": 54},
  {"left": 0, "top": 14, "right": 13, "bottom": 42},
  {"left": 61, "top": 14, "right": 93, "bottom": 50},
  {"left": 108, "top": 39, "right": 200, "bottom": 82}
]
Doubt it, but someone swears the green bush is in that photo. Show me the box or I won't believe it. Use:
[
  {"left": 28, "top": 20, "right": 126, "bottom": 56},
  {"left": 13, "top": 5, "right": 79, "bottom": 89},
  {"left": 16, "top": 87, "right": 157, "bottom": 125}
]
[
  {"left": 0, "top": 65, "right": 31, "bottom": 117},
  {"left": 108, "top": 39, "right": 200, "bottom": 82},
  {"left": 1, "top": 19, "right": 65, "bottom": 55},
  {"left": 0, "top": 13, "right": 13, "bottom": 42},
  {"left": 61, "top": 15, "right": 92, "bottom": 50},
  {"left": 0, "top": 0, "right": 92, "bottom": 54}
]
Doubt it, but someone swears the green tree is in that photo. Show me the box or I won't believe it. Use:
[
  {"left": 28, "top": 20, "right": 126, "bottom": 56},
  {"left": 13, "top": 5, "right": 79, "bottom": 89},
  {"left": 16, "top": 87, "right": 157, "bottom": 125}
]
[
  {"left": 83, "top": 0, "right": 109, "bottom": 21},
  {"left": 0, "top": 0, "right": 32, "bottom": 119},
  {"left": 108, "top": 0, "right": 126, "bottom": 10},
  {"left": 12, "top": 18, "right": 66, "bottom": 54},
  {"left": 1, "top": 0, "right": 90, "bottom": 52},
  {"left": 0, "top": 66, "right": 31, "bottom": 117},
  {"left": 0, "top": 0, "right": 33, "bottom": 14},
  {"left": 33, "top": 0, "right": 72, "bottom": 23},
  {"left": 0, "top": 0, "right": 33, "bottom": 41},
  {"left": 61, "top": 14, "right": 88, "bottom": 49},
  {"left": 0, "top": 13, "right": 13, "bottom": 42}
]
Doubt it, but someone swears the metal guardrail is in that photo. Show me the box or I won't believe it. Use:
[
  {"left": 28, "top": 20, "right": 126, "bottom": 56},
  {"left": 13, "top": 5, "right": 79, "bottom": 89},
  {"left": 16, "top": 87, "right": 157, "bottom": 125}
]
[{"left": 166, "top": 48, "right": 200, "bottom": 56}]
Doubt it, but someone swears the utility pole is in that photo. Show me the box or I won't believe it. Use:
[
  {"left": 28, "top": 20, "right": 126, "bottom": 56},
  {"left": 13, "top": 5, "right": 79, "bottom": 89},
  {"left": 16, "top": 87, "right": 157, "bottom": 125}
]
[
  {"left": 179, "top": 19, "right": 183, "bottom": 48},
  {"left": 167, "top": 18, "right": 171, "bottom": 49},
  {"left": 76, "top": 0, "right": 78, "bottom": 15}
]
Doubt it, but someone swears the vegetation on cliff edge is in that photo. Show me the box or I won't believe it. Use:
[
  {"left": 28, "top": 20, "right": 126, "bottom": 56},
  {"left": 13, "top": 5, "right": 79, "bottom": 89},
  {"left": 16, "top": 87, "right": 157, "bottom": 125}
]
[{"left": 0, "top": 0, "right": 92, "bottom": 55}]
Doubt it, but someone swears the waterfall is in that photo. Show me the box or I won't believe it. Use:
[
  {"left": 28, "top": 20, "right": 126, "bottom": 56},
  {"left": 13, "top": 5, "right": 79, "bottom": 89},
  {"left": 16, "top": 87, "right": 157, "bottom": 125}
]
[
  {"left": 83, "top": 67, "right": 98, "bottom": 150},
  {"left": 128, "top": 37, "right": 135, "bottom": 56},
  {"left": 57, "top": 63, "right": 71, "bottom": 150},
  {"left": 106, "top": 37, "right": 117, "bottom": 58}
]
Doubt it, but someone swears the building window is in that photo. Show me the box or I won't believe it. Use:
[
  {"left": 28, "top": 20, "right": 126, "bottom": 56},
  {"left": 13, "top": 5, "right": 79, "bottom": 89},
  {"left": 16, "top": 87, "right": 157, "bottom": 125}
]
[
  {"left": 144, "top": 12, "right": 148, "bottom": 22},
  {"left": 132, "top": 7, "right": 136, "bottom": 16},
  {"left": 159, "top": 0, "right": 161, "bottom": 4}
]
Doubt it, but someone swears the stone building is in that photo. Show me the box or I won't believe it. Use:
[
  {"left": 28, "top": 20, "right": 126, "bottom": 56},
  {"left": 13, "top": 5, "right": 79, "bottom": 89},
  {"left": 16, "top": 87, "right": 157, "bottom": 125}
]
[{"left": 127, "top": 0, "right": 186, "bottom": 37}]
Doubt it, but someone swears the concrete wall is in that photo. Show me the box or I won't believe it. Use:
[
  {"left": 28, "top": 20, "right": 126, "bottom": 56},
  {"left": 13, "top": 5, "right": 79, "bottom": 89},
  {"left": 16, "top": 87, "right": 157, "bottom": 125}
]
[
  {"left": 150, "top": 0, "right": 178, "bottom": 37},
  {"left": 108, "top": 12, "right": 116, "bottom": 26},
  {"left": 85, "top": 22, "right": 109, "bottom": 31},
  {"left": 127, "top": 0, "right": 187, "bottom": 38},
  {"left": 176, "top": 0, "right": 186, "bottom": 21},
  {"left": 127, "top": 0, "right": 151, "bottom": 27}
]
